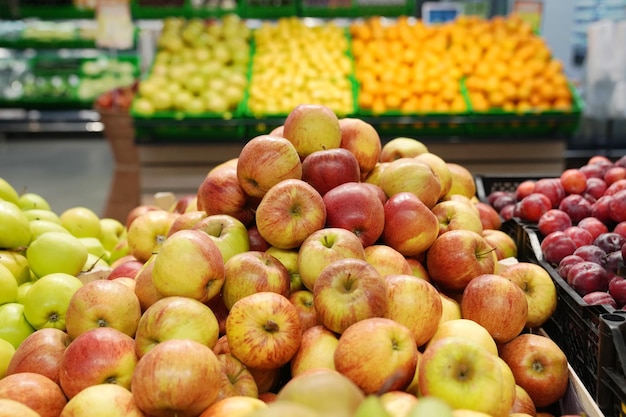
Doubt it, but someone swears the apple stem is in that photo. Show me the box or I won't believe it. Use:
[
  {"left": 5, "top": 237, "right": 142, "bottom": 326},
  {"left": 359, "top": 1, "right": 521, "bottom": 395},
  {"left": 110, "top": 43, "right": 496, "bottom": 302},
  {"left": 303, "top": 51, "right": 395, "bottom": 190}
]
[
  {"left": 84, "top": 254, "right": 106, "bottom": 272},
  {"left": 290, "top": 205, "right": 302, "bottom": 216},
  {"left": 476, "top": 246, "right": 498, "bottom": 258},
  {"left": 97, "top": 318, "right": 108, "bottom": 327},
  {"left": 264, "top": 320, "right": 280, "bottom": 333}
]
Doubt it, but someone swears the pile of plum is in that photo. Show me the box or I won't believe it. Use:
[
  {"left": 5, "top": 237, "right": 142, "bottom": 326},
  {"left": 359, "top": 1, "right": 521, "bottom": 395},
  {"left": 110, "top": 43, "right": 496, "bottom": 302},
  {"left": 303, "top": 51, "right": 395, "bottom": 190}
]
[{"left": 485, "top": 155, "right": 626, "bottom": 309}]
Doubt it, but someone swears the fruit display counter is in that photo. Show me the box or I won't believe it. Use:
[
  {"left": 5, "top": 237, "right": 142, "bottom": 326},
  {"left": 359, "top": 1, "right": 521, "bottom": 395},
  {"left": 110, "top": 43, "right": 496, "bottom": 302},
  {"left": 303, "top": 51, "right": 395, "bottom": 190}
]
[
  {"left": 0, "top": 16, "right": 141, "bottom": 116},
  {"left": 0, "top": 103, "right": 613, "bottom": 417},
  {"left": 128, "top": 13, "right": 583, "bottom": 143}
]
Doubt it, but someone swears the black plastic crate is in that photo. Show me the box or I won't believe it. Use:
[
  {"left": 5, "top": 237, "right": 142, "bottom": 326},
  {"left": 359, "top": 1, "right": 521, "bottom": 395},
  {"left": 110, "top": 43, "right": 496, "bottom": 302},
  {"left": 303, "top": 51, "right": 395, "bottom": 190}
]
[
  {"left": 474, "top": 174, "right": 551, "bottom": 203},
  {"left": 597, "top": 312, "right": 626, "bottom": 417}
]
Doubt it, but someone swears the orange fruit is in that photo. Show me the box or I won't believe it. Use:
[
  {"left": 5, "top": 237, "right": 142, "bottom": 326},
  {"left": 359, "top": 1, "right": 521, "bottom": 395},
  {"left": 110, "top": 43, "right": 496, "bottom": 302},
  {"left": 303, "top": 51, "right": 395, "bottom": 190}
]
[
  {"left": 400, "top": 97, "right": 420, "bottom": 114},
  {"left": 516, "top": 101, "right": 532, "bottom": 113},
  {"left": 384, "top": 93, "right": 403, "bottom": 110},
  {"left": 371, "top": 96, "right": 387, "bottom": 114},
  {"left": 487, "top": 90, "right": 506, "bottom": 108},
  {"left": 358, "top": 90, "right": 374, "bottom": 109},
  {"left": 553, "top": 98, "right": 573, "bottom": 111}
]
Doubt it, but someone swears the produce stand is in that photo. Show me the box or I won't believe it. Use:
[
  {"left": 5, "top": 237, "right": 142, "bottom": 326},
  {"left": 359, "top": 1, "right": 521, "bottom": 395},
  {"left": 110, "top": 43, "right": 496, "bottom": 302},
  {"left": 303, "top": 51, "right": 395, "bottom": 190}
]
[{"left": 2, "top": 2, "right": 626, "bottom": 417}]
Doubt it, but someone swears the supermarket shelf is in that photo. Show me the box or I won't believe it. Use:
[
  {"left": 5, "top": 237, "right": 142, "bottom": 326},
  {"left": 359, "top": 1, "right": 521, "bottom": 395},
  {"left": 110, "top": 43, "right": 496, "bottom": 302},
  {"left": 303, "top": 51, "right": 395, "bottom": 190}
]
[{"left": 0, "top": 108, "right": 103, "bottom": 136}]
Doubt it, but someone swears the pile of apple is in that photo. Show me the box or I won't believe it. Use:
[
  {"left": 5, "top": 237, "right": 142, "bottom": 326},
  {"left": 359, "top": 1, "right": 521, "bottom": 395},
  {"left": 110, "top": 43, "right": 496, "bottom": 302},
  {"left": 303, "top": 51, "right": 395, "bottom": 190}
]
[
  {"left": 0, "top": 104, "right": 583, "bottom": 417},
  {"left": 484, "top": 156, "right": 626, "bottom": 309}
]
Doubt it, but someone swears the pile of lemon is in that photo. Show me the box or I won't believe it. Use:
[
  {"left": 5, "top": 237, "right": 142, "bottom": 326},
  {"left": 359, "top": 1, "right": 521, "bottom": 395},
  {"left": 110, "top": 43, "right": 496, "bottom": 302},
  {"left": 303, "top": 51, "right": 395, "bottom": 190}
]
[{"left": 247, "top": 17, "right": 355, "bottom": 116}]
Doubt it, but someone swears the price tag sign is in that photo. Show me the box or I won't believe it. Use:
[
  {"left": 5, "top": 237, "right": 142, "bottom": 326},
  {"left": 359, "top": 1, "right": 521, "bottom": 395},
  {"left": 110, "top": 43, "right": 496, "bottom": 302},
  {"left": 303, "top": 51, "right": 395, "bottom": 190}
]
[
  {"left": 96, "top": 0, "right": 134, "bottom": 50},
  {"left": 422, "top": 2, "right": 464, "bottom": 25}
]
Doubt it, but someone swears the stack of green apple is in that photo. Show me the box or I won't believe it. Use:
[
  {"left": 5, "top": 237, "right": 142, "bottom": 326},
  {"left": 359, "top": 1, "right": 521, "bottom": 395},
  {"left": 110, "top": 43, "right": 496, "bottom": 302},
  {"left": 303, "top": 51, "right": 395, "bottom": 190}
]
[
  {"left": 132, "top": 14, "right": 251, "bottom": 117},
  {"left": 0, "top": 180, "right": 129, "bottom": 381},
  {"left": 0, "top": 105, "right": 579, "bottom": 417}
]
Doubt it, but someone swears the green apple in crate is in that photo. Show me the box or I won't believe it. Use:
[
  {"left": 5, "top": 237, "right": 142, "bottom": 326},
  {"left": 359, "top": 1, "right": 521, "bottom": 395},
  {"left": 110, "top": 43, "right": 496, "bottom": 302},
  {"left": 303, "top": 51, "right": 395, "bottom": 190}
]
[
  {"left": 0, "top": 338, "right": 14, "bottom": 379},
  {"left": 26, "top": 232, "right": 88, "bottom": 278},
  {"left": 21, "top": 272, "right": 83, "bottom": 331},
  {"left": 0, "top": 263, "right": 18, "bottom": 305},
  {"left": 0, "top": 200, "right": 32, "bottom": 250},
  {"left": 0, "top": 303, "right": 35, "bottom": 349}
]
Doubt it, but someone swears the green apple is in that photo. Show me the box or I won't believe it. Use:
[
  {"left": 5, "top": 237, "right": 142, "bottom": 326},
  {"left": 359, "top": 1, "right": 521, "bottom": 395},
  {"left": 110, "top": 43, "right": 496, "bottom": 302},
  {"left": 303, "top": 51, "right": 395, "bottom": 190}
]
[
  {"left": 0, "top": 337, "right": 15, "bottom": 378},
  {"left": 29, "top": 219, "right": 70, "bottom": 242},
  {"left": 407, "top": 396, "right": 453, "bottom": 417},
  {"left": 133, "top": 97, "right": 155, "bottom": 116},
  {"left": 0, "top": 200, "right": 32, "bottom": 249},
  {"left": 27, "top": 231, "right": 88, "bottom": 278},
  {"left": 0, "top": 250, "right": 30, "bottom": 285},
  {"left": 99, "top": 218, "right": 127, "bottom": 252},
  {"left": 0, "top": 302, "right": 36, "bottom": 348},
  {"left": 0, "top": 177, "right": 19, "bottom": 205},
  {"left": 108, "top": 239, "right": 130, "bottom": 264},
  {"left": 265, "top": 246, "right": 302, "bottom": 293},
  {"left": 354, "top": 395, "right": 390, "bottom": 417},
  {"left": 22, "top": 272, "right": 83, "bottom": 331},
  {"left": 192, "top": 214, "right": 250, "bottom": 263},
  {"left": 0, "top": 263, "right": 17, "bottom": 305},
  {"left": 83, "top": 252, "right": 111, "bottom": 272},
  {"left": 24, "top": 208, "right": 61, "bottom": 224},
  {"left": 79, "top": 237, "right": 108, "bottom": 260},
  {"left": 60, "top": 206, "right": 102, "bottom": 239},
  {"left": 17, "top": 192, "right": 51, "bottom": 211},
  {"left": 16, "top": 282, "right": 32, "bottom": 304}
]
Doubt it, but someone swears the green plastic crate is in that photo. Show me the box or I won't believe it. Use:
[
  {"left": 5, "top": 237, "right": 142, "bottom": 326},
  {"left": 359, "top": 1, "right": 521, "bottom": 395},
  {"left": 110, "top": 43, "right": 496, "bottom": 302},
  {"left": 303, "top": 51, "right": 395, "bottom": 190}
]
[
  {"left": 186, "top": 0, "right": 243, "bottom": 18},
  {"left": 298, "top": 0, "right": 354, "bottom": 17},
  {"left": 131, "top": 105, "right": 246, "bottom": 143},
  {"left": 16, "top": 0, "right": 95, "bottom": 19},
  {"left": 357, "top": 112, "right": 471, "bottom": 138},
  {"left": 465, "top": 83, "right": 585, "bottom": 138},
  {"left": 131, "top": 0, "right": 187, "bottom": 19},
  {"left": 353, "top": 0, "right": 414, "bottom": 17},
  {"left": 0, "top": 26, "right": 139, "bottom": 51},
  {"left": 242, "top": 0, "right": 298, "bottom": 18}
]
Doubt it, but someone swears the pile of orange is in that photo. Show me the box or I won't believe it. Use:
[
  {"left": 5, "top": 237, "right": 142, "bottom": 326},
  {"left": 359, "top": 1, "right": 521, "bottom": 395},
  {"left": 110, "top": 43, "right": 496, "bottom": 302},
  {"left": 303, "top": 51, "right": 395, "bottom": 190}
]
[
  {"left": 349, "top": 14, "right": 574, "bottom": 114},
  {"left": 460, "top": 15, "right": 573, "bottom": 112},
  {"left": 350, "top": 16, "right": 467, "bottom": 115}
]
